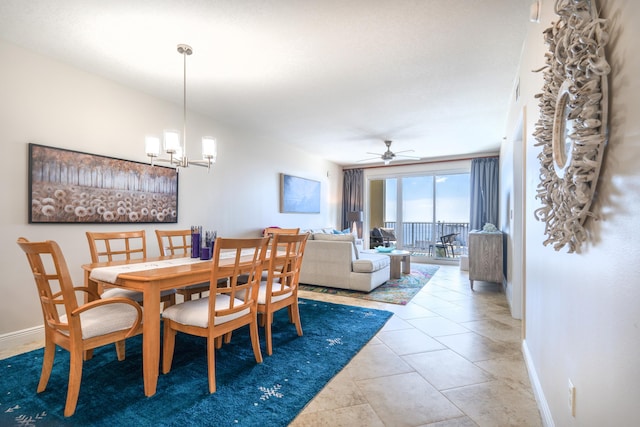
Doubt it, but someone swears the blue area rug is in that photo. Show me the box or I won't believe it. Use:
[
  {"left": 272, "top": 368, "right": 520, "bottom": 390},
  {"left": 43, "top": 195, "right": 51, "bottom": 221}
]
[
  {"left": 300, "top": 264, "right": 439, "bottom": 305},
  {"left": 0, "top": 299, "right": 392, "bottom": 426}
]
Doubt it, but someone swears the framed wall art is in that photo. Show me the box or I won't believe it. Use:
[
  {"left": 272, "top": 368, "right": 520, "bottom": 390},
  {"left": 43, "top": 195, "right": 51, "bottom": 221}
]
[
  {"left": 280, "top": 173, "right": 320, "bottom": 214},
  {"left": 29, "top": 143, "right": 179, "bottom": 224}
]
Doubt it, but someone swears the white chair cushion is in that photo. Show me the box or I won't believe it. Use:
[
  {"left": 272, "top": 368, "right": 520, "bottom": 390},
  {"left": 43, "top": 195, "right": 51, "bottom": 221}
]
[
  {"left": 60, "top": 303, "right": 140, "bottom": 340},
  {"left": 257, "top": 281, "right": 293, "bottom": 304},
  {"left": 102, "top": 287, "right": 176, "bottom": 302},
  {"left": 162, "top": 295, "right": 250, "bottom": 328}
]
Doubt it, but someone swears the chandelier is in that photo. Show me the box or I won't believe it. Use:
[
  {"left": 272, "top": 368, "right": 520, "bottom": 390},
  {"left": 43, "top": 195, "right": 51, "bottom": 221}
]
[{"left": 145, "top": 44, "right": 217, "bottom": 170}]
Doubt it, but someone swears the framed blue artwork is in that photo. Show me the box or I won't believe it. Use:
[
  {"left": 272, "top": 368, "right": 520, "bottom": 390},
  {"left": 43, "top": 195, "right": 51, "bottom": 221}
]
[{"left": 280, "top": 173, "right": 320, "bottom": 214}]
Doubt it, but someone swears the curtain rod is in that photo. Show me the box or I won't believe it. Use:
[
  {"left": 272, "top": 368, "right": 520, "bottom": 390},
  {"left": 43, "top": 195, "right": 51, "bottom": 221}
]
[{"left": 341, "top": 153, "right": 499, "bottom": 170}]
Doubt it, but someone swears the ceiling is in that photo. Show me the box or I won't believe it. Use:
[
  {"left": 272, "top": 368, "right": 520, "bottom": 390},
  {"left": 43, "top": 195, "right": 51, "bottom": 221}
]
[{"left": 0, "top": 0, "right": 531, "bottom": 166}]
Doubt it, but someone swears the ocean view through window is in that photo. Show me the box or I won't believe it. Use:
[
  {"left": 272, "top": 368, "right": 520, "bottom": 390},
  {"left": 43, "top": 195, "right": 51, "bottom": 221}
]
[{"left": 371, "top": 173, "right": 470, "bottom": 258}]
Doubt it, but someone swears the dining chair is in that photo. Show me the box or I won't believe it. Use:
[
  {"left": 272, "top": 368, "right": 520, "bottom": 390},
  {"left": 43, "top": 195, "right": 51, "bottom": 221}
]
[
  {"left": 161, "top": 236, "right": 269, "bottom": 393},
  {"left": 16, "top": 237, "right": 143, "bottom": 417},
  {"left": 86, "top": 230, "right": 176, "bottom": 307},
  {"left": 258, "top": 232, "right": 309, "bottom": 356},
  {"left": 237, "top": 228, "right": 301, "bottom": 285},
  {"left": 260, "top": 227, "right": 300, "bottom": 275},
  {"left": 155, "top": 229, "right": 224, "bottom": 301}
]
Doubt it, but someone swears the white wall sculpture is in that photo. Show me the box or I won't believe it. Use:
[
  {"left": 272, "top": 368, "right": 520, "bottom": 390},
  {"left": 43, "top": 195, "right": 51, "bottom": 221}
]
[{"left": 532, "top": 0, "right": 610, "bottom": 253}]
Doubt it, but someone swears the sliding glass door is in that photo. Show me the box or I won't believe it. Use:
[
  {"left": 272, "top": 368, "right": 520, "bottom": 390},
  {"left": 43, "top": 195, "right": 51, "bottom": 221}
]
[{"left": 373, "top": 172, "right": 470, "bottom": 258}]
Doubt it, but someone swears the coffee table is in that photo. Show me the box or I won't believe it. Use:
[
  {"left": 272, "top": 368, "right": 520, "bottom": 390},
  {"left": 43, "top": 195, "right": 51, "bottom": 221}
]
[{"left": 363, "top": 249, "right": 411, "bottom": 279}]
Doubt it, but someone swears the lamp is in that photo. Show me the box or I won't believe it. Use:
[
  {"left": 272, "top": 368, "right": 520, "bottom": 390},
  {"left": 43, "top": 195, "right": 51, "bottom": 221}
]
[
  {"left": 145, "top": 44, "right": 217, "bottom": 170},
  {"left": 347, "top": 211, "right": 364, "bottom": 239}
]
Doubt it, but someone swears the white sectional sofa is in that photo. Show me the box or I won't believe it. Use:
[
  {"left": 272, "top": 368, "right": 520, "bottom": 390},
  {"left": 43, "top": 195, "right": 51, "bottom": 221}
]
[{"left": 299, "top": 233, "right": 390, "bottom": 292}]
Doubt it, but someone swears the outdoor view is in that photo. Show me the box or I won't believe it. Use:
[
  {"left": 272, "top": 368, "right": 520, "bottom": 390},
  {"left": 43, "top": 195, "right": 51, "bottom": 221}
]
[{"left": 383, "top": 173, "right": 470, "bottom": 257}]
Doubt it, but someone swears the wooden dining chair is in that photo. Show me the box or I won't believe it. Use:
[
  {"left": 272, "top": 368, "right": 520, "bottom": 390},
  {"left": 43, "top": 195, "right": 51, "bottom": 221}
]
[
  {"left": 258, "top": 232, "right": 309, "bottom": 355},
  {"left": 155, "top": 229, "right": 216, "bottom": 301},
  {"left": 86, "top": 230, "right": 176, "bottom": 307},
  {"left": 260, "top": 227, "right": 300, "bottom": 276},
  {"left": 16, "top": 237, "right": 143, "bottom": 417},
  {"left": 161, "top": 236, "right": 269, "bottom": 393}
]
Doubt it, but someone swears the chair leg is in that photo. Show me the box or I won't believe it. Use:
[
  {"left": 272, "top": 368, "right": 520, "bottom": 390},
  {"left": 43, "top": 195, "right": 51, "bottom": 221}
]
[
  {"left": 161, "top": 322, "right": 176, "bottom": 374},
  {"left": 265, "top": 312, "right": 274, "bottom": 356},
  {"left": 250, "top": 317, "right": 263, "bottom": 364},
  {"left": 115, "top": 340, "right": 126, "bottom": 361},
  {"left": 65, "top": 346, "right": 83, "bottom": 417},
  {"left": 206, "top": 336, "right": 216, "bottom": 394},
  {"left": 223, "top": 331, "right": 232, "bottom": 344},
  {"left": 291, "top": 301, "right": 303, "bottom": 337},
  {"left": 37, "top": 339, "right": 55, "bottom": 393}
]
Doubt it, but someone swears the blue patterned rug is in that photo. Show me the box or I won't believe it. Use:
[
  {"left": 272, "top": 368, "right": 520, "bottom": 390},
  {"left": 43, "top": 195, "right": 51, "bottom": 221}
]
[
  {"left": 300, "top": 264, "right": 439, "bottom": 305},
  {"left": 0, "top": 299, "right": 391, "bottom": 426}
]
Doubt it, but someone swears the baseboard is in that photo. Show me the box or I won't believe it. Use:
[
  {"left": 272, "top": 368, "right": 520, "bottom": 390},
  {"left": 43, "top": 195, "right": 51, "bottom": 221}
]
[
  {"left": 0, "top": 325, "right": 44, "bottom": 355},
  {"left": 522, "top": 339, "right": 554, "bottom": 427}
]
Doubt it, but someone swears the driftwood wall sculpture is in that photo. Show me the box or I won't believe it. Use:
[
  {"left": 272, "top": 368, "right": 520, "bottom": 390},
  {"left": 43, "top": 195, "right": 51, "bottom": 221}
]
[{"left": 533, "top": 0, "right": 610, "bottom": 253}]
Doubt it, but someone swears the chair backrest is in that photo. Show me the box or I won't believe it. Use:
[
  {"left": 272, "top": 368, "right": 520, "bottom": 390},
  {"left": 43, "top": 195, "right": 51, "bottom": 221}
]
[
  {"left": 86, "top": 230, "right": 147, "bottom": 263},
  {"left": 155, "top": 229, "right": 191, "bottom": 256},
  {"left": 209, "top": 237, "right": 269, "bottom": 317},
  {"left": 379, "top": 227, "right": 397, "bottom": 241},
  {"left": 16, "top": 237, "right": 80, "bottom": 332},
  {"left": 263, "top": 227, "right": 300, "bottom": 253},
  {"left": 267, "top": 233, "right": 309, "bottom": 297},
  {"left": 263, "top": 227, "right": 300, "bottom": 237},
  {"left": 440, "top": 233, "right": 458, "bottom": 245}
]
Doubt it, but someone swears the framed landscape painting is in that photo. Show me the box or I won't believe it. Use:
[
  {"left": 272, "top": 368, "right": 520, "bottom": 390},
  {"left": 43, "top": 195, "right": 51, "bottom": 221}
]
[
  {"left": 29, "top": 143, "right": 179, "bottom": 224},
  {"left": 280, "top": 173, "right": 320, "bottom": 214}
]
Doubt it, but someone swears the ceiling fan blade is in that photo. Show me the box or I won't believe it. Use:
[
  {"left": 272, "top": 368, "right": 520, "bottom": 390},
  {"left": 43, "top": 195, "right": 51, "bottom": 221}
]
[
  {"left": 357, "top": 156, "right": 382, "bottom": 163},
  {"left": 393, "top": 149, "right": 415, "bottom": 155},
  {"left": 396, "top": 154, "right": 422, "bottom": 159},
  {"left": 365, "top": 152, "right": 383, "bottom": 156}
]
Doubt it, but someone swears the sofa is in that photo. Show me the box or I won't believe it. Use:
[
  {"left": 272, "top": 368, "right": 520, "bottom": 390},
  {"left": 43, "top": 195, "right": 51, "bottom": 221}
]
[{"left": 299, "top": 232, "right": 391, "bottom": 292}]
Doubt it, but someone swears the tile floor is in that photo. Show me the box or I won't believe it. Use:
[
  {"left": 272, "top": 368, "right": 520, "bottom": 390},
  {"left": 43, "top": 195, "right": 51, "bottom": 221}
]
[
  {"left": 291, "top": 264, "right": 543, "bottom": 427},
  {"left": 1, "top": 264, "right": 542, "bottom": 426}
]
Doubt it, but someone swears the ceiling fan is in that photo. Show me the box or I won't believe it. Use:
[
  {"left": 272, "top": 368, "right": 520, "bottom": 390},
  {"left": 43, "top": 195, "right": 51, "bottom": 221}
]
[{"left": 358, "top": 140, "right": 421, "bottom": 165}]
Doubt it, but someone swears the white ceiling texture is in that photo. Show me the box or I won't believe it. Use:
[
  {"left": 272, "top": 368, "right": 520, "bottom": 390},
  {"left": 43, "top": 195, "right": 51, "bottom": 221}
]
[{"left": 0, "top": 0, "right": 531, "bottom": 166}]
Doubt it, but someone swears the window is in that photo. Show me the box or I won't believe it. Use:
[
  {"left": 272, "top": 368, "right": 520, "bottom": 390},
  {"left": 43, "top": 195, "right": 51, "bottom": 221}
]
[{"left": 372, "top": 172, "right": 470, "bottom": 257}]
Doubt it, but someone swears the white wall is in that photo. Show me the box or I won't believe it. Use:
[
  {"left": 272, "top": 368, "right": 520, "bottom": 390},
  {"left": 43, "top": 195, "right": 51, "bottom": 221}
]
[
  {"left": 0, "top": 40, "right": 342, "bottom": 341},
  {"left": 503, "top": 1, "right": 640, "bottom": 425}
]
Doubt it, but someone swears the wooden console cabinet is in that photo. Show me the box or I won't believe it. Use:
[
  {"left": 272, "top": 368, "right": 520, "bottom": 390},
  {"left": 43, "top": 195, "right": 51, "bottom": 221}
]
[{"left": 468, "top": 231, "right": 503, "bottom": 290}]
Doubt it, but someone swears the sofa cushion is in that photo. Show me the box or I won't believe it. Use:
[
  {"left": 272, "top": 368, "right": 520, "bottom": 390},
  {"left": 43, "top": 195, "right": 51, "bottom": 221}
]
[
  {"left": 352, "top": 253, "right": 390, "bottom": 273},
  {"left": 312, "top": 233, "right": 359, "bottom": 259}
]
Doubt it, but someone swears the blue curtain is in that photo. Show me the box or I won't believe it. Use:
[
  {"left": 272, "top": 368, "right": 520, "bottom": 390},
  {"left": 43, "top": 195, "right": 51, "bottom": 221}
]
[
  {"left": 469, "top": 157, "right": 499, "bottom": 231},
  {"left": 342, "top": 169, "right": 363, "bottom": 230}
]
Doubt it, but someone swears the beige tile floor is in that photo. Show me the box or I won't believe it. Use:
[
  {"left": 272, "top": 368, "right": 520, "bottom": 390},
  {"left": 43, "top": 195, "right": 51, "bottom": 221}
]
[
  {"left": 291, "top": 264, "right": 542, "bottom": 427},
  {"left": 1, "top": 264, "right": 542, "bottom": 426}
]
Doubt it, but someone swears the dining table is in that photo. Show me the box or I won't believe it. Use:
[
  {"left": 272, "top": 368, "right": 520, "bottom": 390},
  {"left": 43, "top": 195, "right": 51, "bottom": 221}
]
[{"left": 82, "top": 252, "right": 257, "bottom": 397}]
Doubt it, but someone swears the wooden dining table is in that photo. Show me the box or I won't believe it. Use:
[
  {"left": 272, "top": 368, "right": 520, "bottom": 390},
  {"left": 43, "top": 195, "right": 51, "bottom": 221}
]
[{"left": 82, "top": 255, "right": 227, "bottom": 397}]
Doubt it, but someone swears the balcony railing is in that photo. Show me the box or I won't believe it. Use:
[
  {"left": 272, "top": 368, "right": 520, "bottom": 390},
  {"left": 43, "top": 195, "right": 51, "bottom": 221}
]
[{"left": 382, "top": 221, "right": 470, "bottom": 258}]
